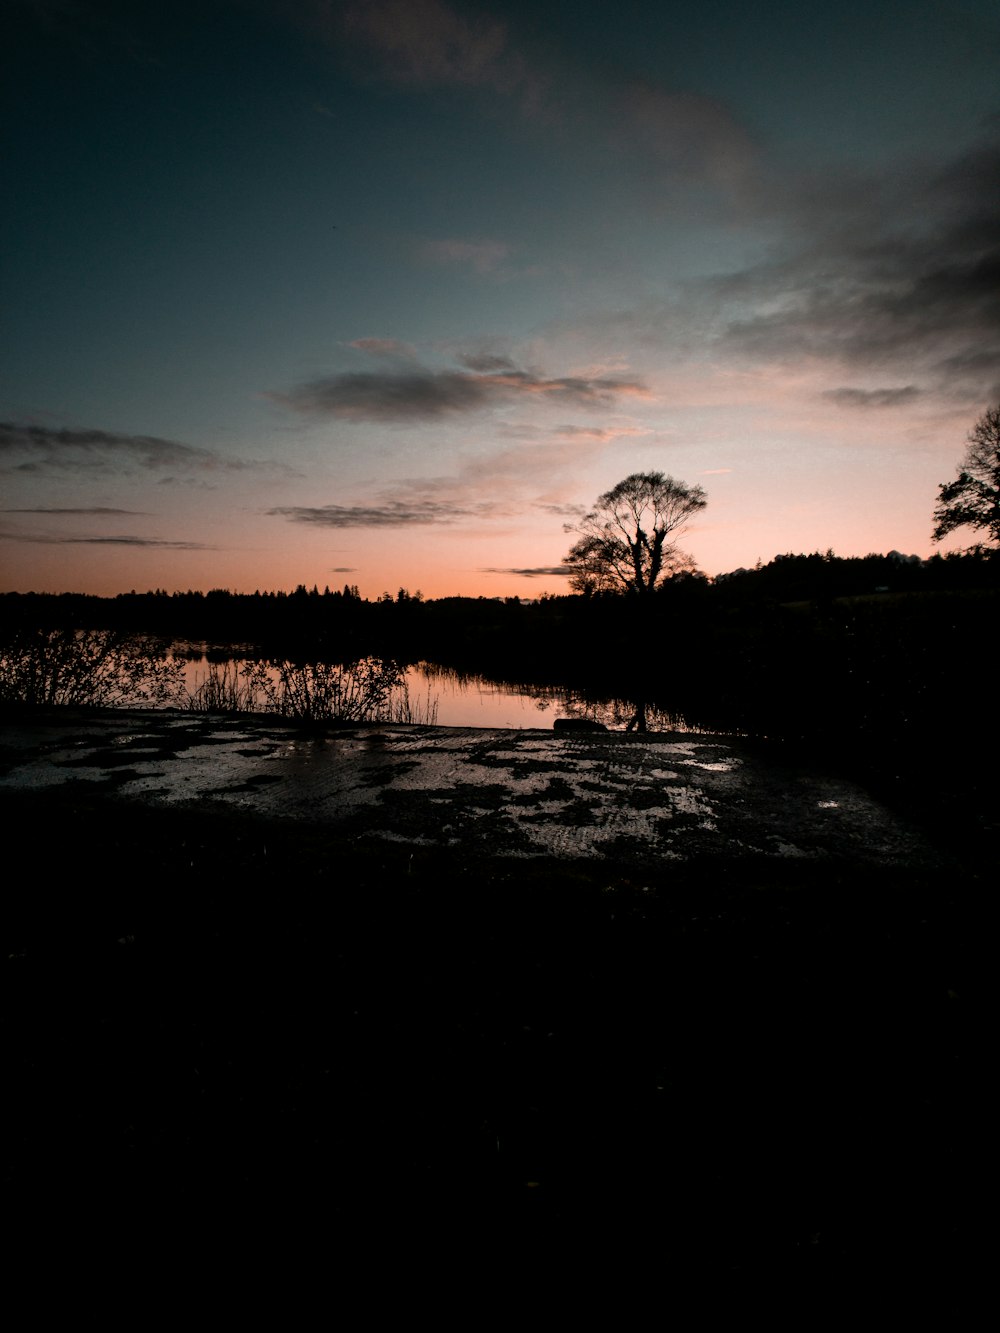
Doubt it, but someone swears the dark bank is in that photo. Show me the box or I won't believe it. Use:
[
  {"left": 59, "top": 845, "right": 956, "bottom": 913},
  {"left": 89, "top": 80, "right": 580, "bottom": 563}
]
[{"left": 1, "top": 554, "right": 991, "bottom": 1308}]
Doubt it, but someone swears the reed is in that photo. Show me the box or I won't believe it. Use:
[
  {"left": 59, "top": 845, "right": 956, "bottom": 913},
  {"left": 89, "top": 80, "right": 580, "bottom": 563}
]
[{"left": 184, "top": 656, "right": 439, "bottom": 724}]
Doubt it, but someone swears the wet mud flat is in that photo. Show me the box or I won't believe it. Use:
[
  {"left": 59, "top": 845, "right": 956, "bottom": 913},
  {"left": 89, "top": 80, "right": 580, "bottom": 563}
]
[
  {"left": 0, "top": 707, "right": 955, "bottom": 870},
  {"left": 1, "top": 709, "right": 980, "bottom": 1309}
]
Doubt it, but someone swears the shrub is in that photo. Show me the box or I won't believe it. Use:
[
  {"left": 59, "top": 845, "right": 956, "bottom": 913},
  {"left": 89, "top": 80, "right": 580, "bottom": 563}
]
[
  {"left": 239, "top": 656, "right": 405, "bottom": 723},
  {"left": 0, "top": 628, "right": 186, "bottom": 708}
]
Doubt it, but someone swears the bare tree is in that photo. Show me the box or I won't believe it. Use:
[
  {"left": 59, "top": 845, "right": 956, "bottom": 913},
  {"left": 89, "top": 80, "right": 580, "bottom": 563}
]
[
  {"left": 562, "top": 471, "right": 707, "bottom": 596},
  {"left": 932, "top": 404, "right": 1000, "bottom": 547}
]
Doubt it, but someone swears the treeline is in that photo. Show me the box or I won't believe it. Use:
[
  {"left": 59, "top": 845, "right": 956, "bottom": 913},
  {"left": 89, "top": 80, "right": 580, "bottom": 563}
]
[
  {"left": 2, "top": 548, "right": 998, "bottom": 769},
  {"left": 2, "top": 546, "right": 996, "bottom": 640}
]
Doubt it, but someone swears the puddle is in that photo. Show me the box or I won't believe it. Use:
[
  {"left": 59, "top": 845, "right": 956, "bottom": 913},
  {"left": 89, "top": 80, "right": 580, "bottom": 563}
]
[{"left": 0, "top": 710, "right": 944, "bottom": 871}]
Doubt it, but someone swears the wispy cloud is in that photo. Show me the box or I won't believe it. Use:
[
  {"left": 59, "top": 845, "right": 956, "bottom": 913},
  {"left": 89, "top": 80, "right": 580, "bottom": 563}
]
[
  {"left": 335, "top": 0, "right": 758, "bottom": 195},
  {"left": 0, "top": 506, "right": 152, "bottom": 515},
  {"left": 269, "top": 352, "right": 648, "bottom": 422},
  {"left": 534, "top": 502, "right": 587, "bottom": 518},
  {"left": 420, "top": 237, "right": 511, "bottom": 273},
  {"left": 339, "top": 0, "right": 545, "bottom": 112},
  {"left": 480, "top": 566, "right": 569, "bottom": 578},
  {"left": 0, "top": 422, "right": 257, "bottom": 478},
  {"left": 267, "top": 499, "right": 500, "bottom": 527},
  {"left": 550, "top": 423, "right": 650, "bottom": 443},
  {"left": 1, "top": 532, "right": 210, "bottom": 549},
  {"left": 622, "top": 84, "right": 758, "bottom": 193},
  {"left": 823, "top": 386, "right": 923, "bottom": 409},
  {"left": 266, "top": 413, "right": 636, "bottom": 533}
]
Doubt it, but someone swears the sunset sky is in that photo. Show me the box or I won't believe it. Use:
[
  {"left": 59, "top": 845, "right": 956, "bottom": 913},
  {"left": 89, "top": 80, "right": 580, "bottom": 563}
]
[{"left": 3, "top": 0, "right": 998, "bottom": 598}]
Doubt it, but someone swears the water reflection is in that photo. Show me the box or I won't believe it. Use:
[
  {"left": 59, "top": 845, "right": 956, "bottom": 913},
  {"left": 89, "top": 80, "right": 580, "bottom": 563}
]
[
  {"left": 402, "top": 664, "right": 715, "bottom": 732},
  {"left": 169, "top": 648, "right": 722, "bottom": 732}
]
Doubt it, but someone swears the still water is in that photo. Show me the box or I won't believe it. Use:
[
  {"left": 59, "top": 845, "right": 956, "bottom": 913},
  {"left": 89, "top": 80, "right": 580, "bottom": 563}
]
[{"left": 176, "top": 653, "right": 704, "bottom": 732}]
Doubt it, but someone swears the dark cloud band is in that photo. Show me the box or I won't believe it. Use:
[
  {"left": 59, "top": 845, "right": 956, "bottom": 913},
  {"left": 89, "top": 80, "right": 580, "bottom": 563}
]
[
  {"left": 1, "top": 532, "right": 209, "bottom": 548},
  {"left": 0, "top": 422, "right": 252, "bottom": 476},
  {"left": 713, "top": 144, "right": 1000, "bottom": 399},
  {"left": 481, "top": 566, "right": 571, "bottom": 578},
  {"left": 268, "top": 357, "right": 647, "bottom": 422},
  {"left": 268, "top": 500, "right": 481, "bottom": 526},
  {"left": 823, "top": 386, "right": 922, "bottom": 409},
  {"left": 1, "top": 506, "right": 151, "bottom": 515}
]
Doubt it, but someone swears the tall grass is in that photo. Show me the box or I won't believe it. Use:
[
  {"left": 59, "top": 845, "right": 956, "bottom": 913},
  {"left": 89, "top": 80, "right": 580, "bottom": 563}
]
[
  {"left": 185, "top": 657, "right": 439, "bottom": 724},
  {"left": 391, "top": 676, "right": 439, "bottom": 726},
  {"left": 0, "top": 629, "right": 185, "bottom": 708},
  {"left": 184, "top": 661, "right": 255, "bottom": 712}
]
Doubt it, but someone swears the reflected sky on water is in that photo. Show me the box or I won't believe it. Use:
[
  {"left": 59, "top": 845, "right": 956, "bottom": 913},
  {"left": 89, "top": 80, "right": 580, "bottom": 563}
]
[{"left": 174, "top": 651, "right": 706, "bottom": 732}]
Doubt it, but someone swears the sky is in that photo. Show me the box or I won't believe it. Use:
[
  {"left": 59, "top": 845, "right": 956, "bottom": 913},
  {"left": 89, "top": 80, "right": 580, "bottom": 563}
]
[{"left": 2, "top": 0, "right": 999, "bottom": 599}]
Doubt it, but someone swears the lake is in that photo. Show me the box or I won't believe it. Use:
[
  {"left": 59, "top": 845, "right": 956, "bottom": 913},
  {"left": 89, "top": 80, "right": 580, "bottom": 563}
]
[{"left": 176, "top": 652, "right": 709, "bottom": 732}]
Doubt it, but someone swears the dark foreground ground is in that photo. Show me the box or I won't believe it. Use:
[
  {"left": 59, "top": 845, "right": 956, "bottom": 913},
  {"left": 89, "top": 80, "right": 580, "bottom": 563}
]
[{"left": 2, "top": 773, "right": 982, "bottom": 1311}]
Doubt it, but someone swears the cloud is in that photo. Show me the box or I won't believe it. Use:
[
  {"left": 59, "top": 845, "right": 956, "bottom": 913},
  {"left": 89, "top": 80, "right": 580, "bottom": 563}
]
[
  {"left": 330, "top": 566, "right": 358, "bottom": 573},
  {"left": 267, "top": 440, "right": 589, "bottom": 533},
  {"left": 339, "top": 0, "right": 543, "bottom": 111},
  {"left": 335, "top": 1, "right": 758, "bottom": 194},
  {"left": 2, "top": 532, "right": 210, "bottom": 548},
  {"left": 420, "top": 238, "right": 510, "bottom": 273},
  {"left": 267, "top": 499, "right": 498, "bottom": 527},
  {"left": 710, "top": 141, "right": 1000, "bottom": 399},
  {"left": 721, "top": 240, "right": 999, "bottom": 371},
  {"left": 559, "top": 137, "right": 1000, "bottom": 408},
  {"left": 456, "top": 352, "right": 517, "bottom": 373},
  {"left": 823, "top": 386, "right": 923, "bottom": 409},
  {"left": 534, "top": 502, "right": 587, "bottom": 518},
  {"left": 0, "top": 421, "right": 255, "bottom": 477},
  {"left": 267, "top": 403, "right": 655, "bottom": 534},
  {"left": 269, "top": 354, "right": 648, "bottom": 421},
  {"left": 480, "top": 566, "right": 570, "bottom": 578},
  {"left": 0, "top": 506, "right": 151, "bottom": 515},
  {"left": 623, "top": 84, "right": 758, "bottom": 193},
  {"left": 550, "top": 424, "right": 650, "bottom": 443}
]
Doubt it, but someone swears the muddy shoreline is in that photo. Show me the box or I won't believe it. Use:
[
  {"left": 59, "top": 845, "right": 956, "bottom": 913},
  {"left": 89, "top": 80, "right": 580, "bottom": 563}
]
[
  {"left": 2, "top": 708, "right": 982, "bottom": 1308},
  {"left": 0, "top": 706, "right": 964, "bottom": 871}
]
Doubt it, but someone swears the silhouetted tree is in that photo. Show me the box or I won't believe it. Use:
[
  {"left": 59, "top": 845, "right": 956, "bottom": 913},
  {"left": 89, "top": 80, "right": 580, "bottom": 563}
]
[
  {"left": 932, "top": 404, "right": 1000, "bottom": 547},
  {"left": 562, "top": 472, "right": 707, "bottom": 596}
]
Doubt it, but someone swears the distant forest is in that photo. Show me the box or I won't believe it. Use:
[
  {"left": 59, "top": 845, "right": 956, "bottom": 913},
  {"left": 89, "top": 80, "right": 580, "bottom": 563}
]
[{"left": 3, "top": 548, "right": 997, "bottom": 772}]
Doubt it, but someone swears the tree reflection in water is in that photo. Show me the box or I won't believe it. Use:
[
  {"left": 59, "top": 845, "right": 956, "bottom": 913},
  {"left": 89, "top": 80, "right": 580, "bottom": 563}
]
[
  {"left": 163, "top": 650, "right": 726, "bottom": 732},
  {"left": 417, "top": 663, "right": 713, "bottom": 733}
]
